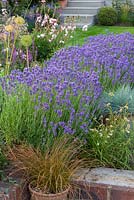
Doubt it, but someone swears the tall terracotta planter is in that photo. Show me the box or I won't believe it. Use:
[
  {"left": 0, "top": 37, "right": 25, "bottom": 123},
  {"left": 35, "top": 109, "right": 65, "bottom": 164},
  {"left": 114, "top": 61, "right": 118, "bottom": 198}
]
[
  {"left": 29, "top": 184, "right": 69, "bottom": 200},
  {"left": 59, "top": 0, "right": 68, "bottom": 8}
]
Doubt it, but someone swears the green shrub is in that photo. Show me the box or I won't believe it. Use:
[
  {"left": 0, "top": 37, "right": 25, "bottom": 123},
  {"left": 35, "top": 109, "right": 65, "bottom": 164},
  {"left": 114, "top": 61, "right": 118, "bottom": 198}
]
[
  {"left": 128, "top": 7, "right": 134, "bottom": 25},
  {"left": 120, "top": 4, "right": 130, "bottom": 24},
  {"left": 87, "top": 112, "right": 134, "bottom": 169},
  {"left": 8, "top": 0, "right": 33, "bottom": 16},
  {"left": 100, "top": 85, "right": 134, "bottom": 116},
  {"left": 112, "top": 0, "right": 134, "bottom": 24},
  {"left": 33, "top": 31, "right": 54, "bottom": 61},
  {"left": 97, "top": 7, "right": 118, "bottom": 25}
]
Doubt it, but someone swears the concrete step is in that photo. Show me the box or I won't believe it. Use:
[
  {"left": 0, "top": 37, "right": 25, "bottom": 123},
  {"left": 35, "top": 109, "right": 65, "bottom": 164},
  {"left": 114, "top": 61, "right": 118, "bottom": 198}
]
[
  {"left": 68, "top": 0, "right": 103, "bottom": 1},
  {"left": 63, "top": 7, "right": 100, "bottom": 15},
  {"left": 61, "top": 13, "right": 95, "bottom": 26},
  {"left": 68, "top": 0, "right": 104, "bottom": 7},
  {"left": 73, "top": 167, "right": 134, "bottom": 200}
]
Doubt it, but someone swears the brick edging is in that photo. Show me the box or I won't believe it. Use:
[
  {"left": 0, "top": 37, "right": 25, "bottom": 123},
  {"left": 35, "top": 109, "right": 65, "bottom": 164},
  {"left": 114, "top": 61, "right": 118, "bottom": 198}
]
[{"left": 0, "top": 178, "right": 30, "bottom": 200}]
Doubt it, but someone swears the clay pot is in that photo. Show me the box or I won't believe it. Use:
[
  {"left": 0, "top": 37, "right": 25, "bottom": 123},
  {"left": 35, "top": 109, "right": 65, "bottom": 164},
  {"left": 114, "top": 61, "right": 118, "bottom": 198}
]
[
  {"left": 59, "top": 0, "right": 68, "bottom": 8},
  {"left": 29, "top": 184, "right": 69, "bottom": 200}
]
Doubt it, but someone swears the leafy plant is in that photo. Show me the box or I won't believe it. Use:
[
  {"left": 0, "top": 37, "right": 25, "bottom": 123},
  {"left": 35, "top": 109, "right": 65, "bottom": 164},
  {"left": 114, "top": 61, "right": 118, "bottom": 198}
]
[
  {"left": 8, "top": 0, "right": 33, "bottom": 16},
  {"left": 8, "top": 136, "right": 86, "bottom": 194},
  {"left": 112, "top": 0, "right": 134, "bottom": 24},
  {"left": 0, "top": 86, "right": 45, "bottom": 148},
  {"left": 100, "top": 85, "right": 134, "bottom": 116},
  {"left": 87, "top": 112, "right": 134, "bottom": 169},
  {"left": 0, "top": 148, "right": 8, "bottom": 171},
  {"left": 120, "top": 4, "right": 130, "bottom": 24},
  {"left": 97, "top": 7, "right": 118, "bottom": 25},
  {"left": 33, "top": 1, "right": 75, "bottom": 61},
  {"left": 128, "top": 6, "right": 134, "bottom": 25},
  {"left": 0, "top": 16, "right": 33, "bottom": 74}
]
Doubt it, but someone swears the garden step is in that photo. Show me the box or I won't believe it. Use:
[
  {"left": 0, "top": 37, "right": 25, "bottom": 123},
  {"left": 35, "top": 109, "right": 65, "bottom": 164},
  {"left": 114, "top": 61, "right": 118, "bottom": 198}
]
[
  {"left": 63, "top": 7, "right": 100, "bottom": 15},
  {"left": 74, "top": 167, "right": 134, "bottom": 200},
  {"left": 61, "top": 14, "right": 95, "bottom": 26},
  {"left": 68, "top": 1, "right": 105, "bottom": 7},
  {"left": 61, "top": 0, "right": 105, "bottom": 26}
]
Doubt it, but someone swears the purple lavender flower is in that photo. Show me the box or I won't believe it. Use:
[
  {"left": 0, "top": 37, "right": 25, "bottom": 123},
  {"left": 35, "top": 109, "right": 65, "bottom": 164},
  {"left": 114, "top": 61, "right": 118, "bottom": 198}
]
[{"left": 2, "top": 33, "right": 134, "bottom": 143}]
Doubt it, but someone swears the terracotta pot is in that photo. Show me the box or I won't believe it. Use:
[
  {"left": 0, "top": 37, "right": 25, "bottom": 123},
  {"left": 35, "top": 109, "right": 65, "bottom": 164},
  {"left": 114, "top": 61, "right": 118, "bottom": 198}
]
[
  {"left": 59, "top": 0, "right": 68, "bottom": 8},
  {"left": 29, "top": 184, "right": 69, "bottom": 200}
]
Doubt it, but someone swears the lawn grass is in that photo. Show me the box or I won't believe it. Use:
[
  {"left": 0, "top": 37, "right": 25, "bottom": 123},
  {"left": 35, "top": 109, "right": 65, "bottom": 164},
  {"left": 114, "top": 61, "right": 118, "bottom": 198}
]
[{"left": 68, "top": 25, "right": 134, "bottom": 46}]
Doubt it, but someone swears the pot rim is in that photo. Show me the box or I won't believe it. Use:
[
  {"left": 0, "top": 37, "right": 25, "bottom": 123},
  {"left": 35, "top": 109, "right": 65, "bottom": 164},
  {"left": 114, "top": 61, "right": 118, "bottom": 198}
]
[{"left": 29, "top": 183, "right": 70, "bottom": 197}]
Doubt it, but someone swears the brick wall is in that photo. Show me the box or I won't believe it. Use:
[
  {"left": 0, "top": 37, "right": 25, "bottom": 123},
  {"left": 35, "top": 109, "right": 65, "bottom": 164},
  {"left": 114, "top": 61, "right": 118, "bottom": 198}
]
[{"left": 0, "top": 178, "right": 30, "bottom": 200}]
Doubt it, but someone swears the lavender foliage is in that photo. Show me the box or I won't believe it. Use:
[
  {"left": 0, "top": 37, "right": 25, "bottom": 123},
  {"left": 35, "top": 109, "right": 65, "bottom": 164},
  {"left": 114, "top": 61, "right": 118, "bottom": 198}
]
[
  {"left": 46, "top": 32, "right": 134, "bottom": 87},
  {"left": 1, "top": 33, "right": 134, "bottom": 146}
]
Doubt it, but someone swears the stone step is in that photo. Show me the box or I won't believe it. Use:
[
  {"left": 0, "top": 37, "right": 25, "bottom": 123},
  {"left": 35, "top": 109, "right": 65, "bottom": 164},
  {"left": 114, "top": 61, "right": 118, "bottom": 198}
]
[
  {"left": 73, "top": 167, "right": 134, "bottom": 200},
  {"left": 68, "top": 0, "right": 105, "bottom": 7},
  {"left": 68, "top": 0, "right": 103, "bottom": 1},
  {"left": 63, "top": 7, "right": 100, "bottom": 15},
  {"left": 61, "top": 13, "right": 95, "bottom": 26}
]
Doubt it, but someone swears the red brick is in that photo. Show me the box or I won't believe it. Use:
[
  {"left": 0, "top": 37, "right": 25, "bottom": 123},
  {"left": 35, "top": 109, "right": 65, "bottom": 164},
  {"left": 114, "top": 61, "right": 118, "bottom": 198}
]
[
  {"left": 111, "top": 186, "right": 134, "bottom": 200},
  {"left": 0, "top": 178, "right": 30, "bottom": 200}
]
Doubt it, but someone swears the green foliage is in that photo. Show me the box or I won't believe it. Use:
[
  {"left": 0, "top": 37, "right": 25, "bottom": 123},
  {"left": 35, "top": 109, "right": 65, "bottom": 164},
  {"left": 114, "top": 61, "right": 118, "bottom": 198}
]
[
  {"left": 33, "top": 31, "right": 54, "bottom": 61},
  {"left": 87, "top": 113, "right": 134, "bottom": 169},
  {"left": 128, "top": 6, "right": 134, "bottom": 25},
  {"left": 97, "top": 7, "right": 118, "bottom": 26},
  {"left": 0, "top": 148, "right": 7, "bottom": 170},
  {"left": 112, "top": 0, "right": 134, "bottom": 24},
  {"left": 8, "top": 0, "right": 33, "bottom": 16},
  {"left": 120, "top": 4, "right": 130, "bottom": 24},
  {"left": 101, "top": 85, "right": 134, "bottom": 115},
  {"left": 0, "top": 86, "right": 45, "bottom": 148}
]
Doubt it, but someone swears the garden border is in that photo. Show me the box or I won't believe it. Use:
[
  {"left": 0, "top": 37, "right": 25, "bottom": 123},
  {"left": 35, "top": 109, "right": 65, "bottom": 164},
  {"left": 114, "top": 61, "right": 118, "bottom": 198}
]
[{"left": 1, "top": 167, "right": 134, "bottom": 200}]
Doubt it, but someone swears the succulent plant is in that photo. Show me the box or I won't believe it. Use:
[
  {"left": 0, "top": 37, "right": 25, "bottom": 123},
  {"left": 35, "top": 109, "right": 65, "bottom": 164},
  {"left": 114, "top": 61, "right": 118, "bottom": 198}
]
[{"left": 101, "top": 84, "right": 134, "bottom": 115}]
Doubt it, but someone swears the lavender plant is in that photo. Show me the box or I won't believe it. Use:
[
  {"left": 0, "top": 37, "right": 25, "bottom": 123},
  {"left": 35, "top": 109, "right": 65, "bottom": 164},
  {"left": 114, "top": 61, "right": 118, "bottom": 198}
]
[
  {"left": 0, "top": 65, "right": 102, "bottom": 147},
  {"left": 45, "top": 33, "right": 134, "bottom": 88},
  {"left": 1, "top": 32, "right": 134, "bottom": 153}
]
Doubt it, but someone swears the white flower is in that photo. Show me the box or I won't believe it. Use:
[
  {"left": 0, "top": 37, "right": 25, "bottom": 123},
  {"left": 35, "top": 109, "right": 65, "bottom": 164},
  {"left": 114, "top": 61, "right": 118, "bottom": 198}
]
[
  {"left": 49, "top": 18, "right": 57, "bottom": 25},
  {"left": 36, "top": 16, "right": 42, "bottom": 23},
  {"left": 61, "top": 26, "right": 66, "bottom": 31},
  {"left": 53, "top": 23, "right": 58, "bottom": 27},
  {"left": 41, "top": 0, "right": 46, "bottom": 3},
  {"left": 108, "top": 92, "right": 114, "bottom": 96},
  {"left": 37, "top": 35, "right": 40, "bottom": 38},
  {"left": 41, "top": 20, "right": 47, "bottom": 27},
  {"left": 2, "top": 8, "right": 7, "bottom": 16},
  {"left": 67, "top": 25, "right": 72, "bottom": 30},
  {"left": 82, "top": 25, "right": 88, "bottom": 31},
  {"left": 59, "top": 40, "right": 64, "bottom": 44},
  {"left": 51, "top": 34, "right": 57, "bottom": 39},
  {"left": 40, "top": 33, "right": 45, "bottom": 38},
  {"left": 72, "top": 25, "right": 76, "bottom": 31}
]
